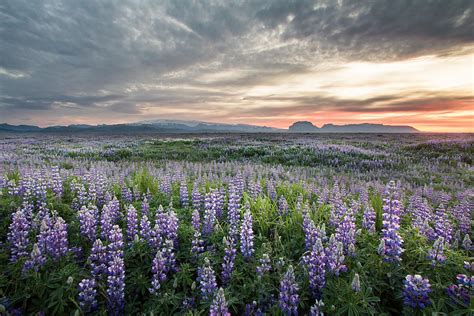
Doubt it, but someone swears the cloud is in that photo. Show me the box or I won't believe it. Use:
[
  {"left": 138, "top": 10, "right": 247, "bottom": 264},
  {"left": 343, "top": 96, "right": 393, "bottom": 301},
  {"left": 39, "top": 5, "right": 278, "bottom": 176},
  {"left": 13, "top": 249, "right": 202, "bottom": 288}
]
[{"left": 0, "top": 0, "right": 473, "bottom": 131}]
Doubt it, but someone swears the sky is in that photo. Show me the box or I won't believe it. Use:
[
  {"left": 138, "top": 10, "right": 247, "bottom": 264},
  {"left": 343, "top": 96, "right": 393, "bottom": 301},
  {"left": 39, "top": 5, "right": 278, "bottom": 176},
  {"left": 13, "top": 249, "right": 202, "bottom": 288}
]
[{"left": 1, "top": 0, "right": 473, "bottom": 132}]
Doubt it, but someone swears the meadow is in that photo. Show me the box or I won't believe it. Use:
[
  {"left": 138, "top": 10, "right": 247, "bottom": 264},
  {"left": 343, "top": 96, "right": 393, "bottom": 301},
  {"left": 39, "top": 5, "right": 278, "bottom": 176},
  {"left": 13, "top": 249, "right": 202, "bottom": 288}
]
[{"left": 0, "top": 133, "right": 472, "bottom": 315}]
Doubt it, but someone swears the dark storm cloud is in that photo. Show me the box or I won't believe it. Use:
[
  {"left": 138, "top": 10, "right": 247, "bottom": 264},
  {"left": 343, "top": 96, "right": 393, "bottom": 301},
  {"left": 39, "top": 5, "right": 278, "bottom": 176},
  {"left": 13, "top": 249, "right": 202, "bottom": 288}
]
[
  {"left": 0, "top": 0, "right": 473, "bottom": 124},
  {"left": 257, "top": 0, "right": 474, "bottom": 60}
]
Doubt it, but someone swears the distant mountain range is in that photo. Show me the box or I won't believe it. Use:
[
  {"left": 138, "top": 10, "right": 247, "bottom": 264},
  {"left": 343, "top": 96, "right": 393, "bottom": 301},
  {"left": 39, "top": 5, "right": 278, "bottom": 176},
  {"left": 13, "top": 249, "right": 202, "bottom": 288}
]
[
  {"left": 289, "top": 121, "right": 419, "bottom": 133},
  {"left": 0, "top": 120, "right": 419, "bottom": 133}
]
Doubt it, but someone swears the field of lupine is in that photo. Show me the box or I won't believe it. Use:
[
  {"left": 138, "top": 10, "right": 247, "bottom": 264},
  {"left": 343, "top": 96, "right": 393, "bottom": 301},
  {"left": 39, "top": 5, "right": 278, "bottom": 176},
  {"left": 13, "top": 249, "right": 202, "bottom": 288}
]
[{"left": 0, "top": 133, "right": 472, "bottom": 315}]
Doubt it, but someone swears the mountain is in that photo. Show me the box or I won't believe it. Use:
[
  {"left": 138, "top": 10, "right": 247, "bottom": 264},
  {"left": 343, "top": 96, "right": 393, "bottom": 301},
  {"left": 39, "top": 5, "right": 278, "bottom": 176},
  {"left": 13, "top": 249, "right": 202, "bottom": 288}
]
[
  {"left": 289, "top": 121, "right": 419, "bottom": 133},
  {"left": 320, "top": 123, "right": 419, "bottom": 133},
  {"left": 0, "top": 120, "right": 283, "bottom": 133},
  {"left": 0, "top": 120, "right": 419, "bottom": 134},
  {"left": 0, "top": 123, "right": 41, "bottom": 132},
  {"left": 288, "top": 121, "right": 319, "bottom": 132}
]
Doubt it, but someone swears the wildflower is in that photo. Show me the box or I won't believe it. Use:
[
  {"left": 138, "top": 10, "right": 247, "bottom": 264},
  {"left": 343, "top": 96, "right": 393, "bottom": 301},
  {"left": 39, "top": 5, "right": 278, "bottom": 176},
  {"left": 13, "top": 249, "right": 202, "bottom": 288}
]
[
  {"left": 209, "top": 288, "right": 231, "bottom": 316},
  {"left": 149, "top": 250, "right": 167, "bottom": 294},
  {"left": 23, "top": 243, "right": 46, "bottom": 272},
  {"left": 90, "top": 239, "right": 108, "bottom": 279},
  {"left": 402, "top": 275, "right": 431, "bottom": 309},
  {"left": 221, "top": 237, "right": 237, "bottom": 285},
  {"left": 309, "top": 299, "right": 324, "bottom": 316},
  {"left": 191, "top": 209, "right": 205, "bottom": 256},
  {"left": 462, "top": 234, "right": 472, "bottom": 251},
  {"left": 78, "top": 278, "right": 97, "bottom": 311},
  {"left": 180, "top": 181, "right": 189, "bottom": 207},
  {"left": 446, "top": 274, "right": 473, "bottom": 306},
  {"left": 78, "top": 205, "right": 98, "bottom": 242},
  {"left": 380, "top": 194, "right": 403, "bottom": 262},
  {"left": 326, "top": 234, "right": 347, "bottom": 276},
  {"left": 362, "top": 205, "right": 376, "bottom": 233},
  {"left": 240, "top": 206, "right": 254, "bottom": 260},
  {"left": 433, "top": 205, "right": 453, "bottom": 244},
  {"left": 198, "top": 258, "right": 217, "bottom": 301},
  {"left": 7, "top": 209, "right": 30, "bottom": 262},
  {"left": 304, "top": 238, "right": 326, "bottom": 298},
  {"left": 107, "top": 254, "right": 125, "bottom": 314},
  {"left": 126, "top": 205, "right": 138, "bottom": 242},
  {"left": 192, "top": 183, "right": 203, "bottom": 210},
  {"left": 279, "top": 265, "right": 299, "bottom": 316},
  {"left": 256, "top": 253, "right": 271, "bottom": 277},
  {"left": 427, "top": 236, "right": 446, "bottom": 265},
  {"left": 351, "top": 273, "right": 361, "bottom": 292}
]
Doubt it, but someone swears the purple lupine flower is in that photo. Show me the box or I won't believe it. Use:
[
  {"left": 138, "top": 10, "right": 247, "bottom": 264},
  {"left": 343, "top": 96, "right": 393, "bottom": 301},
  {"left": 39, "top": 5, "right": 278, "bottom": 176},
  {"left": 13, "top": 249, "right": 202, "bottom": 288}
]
[
  {"left": 446, "top": 274, "right": 473, "bottom": 306},
  {"left": 50, "top": 165, "right": 63, "bottom": 197},
  {"left": 221, "top": 237, "right": 237, "bottom": 285},
  {"left": 191, "top": 210, "right": 205, "bottom": 256},
  {"left": 309, "top": 299, "right": 324, "bottom": 316},
  {"left": 126, "top": 205, "right": 138, "bottom": 243},
  {"left": 106, "top": 254, "right": 125, "bottom": 315},
  {"left": 180, "top": 181, "right": 189, "bottom": 207},
  {"left": 149, "top": 250, "right": 167, "bottom": 294},
  {"left": 23, "top": 243, "right": 46, "bottom": 272},
  {"left": 452, "top": 201, "right": 471, "bottom": 236},
  {"left": 380, "top": 190, "right": 403, "bottom": 263},
  {"left": 89, "top": 239, "right": 108, "bottom": 279},
  {"left": 140, "top": 214, "right": 152, "bottom": 243},
  {"left": 198, "top": 258, "right": 217, "bottom": 301},
  {"left": 100, "top": 205, "right": 113, "bottom": 240},
  {"left": 240, "top": 204, "right": 254, "bottom": 260},
  {"left": 326, "top": 234, "right": 347, "bottom": 276},
  {"left": 351, "top": 273, "right": 361, "bottom": 292},
  {"left": 203, "top": 192, "right": 217, "bottom": 236},
  {"left": 166, "top": 208, "right": 179, "bottom": 248},
  {"left": 78, "top": 205, "right": 98, "bottom": 242},
  {"left": 7, "top": 209, "right": 30, "bottom": 262},
  {"left": 107, "top": 225, "right": 124, "bottom": 259},
  {"left": 191, "top": 210, "right": 204, "bottom": 257},
  {"left": 192, "top": 182, "right": 203, "bottom": 210},
  {"left": 335, "top": 207, "right": 357, "bottom": 256},
  {"left": 141, "top": 197, "right": 150, "bottom": 216},
  {"left": 328, "top": 185, "right": 344, "bottom": 227},
  {"left": 463, "top": 261, "right": 474, "bottom": 272},
  {"left": 267, "top": 180, "right": 277, "bottom": 201},
  {"left": 78, "top": 278, "right": 97, "bottom": 311},
  {"left": 160, "top": 174, "right": 172, "bottom": 196},
  {"left": 133, "top": 185, "right": 141, "bottom": 201},
  {"left": 427, "top": 236, "right": 446, "bottom": 265},
  {"left": 402, "top": 275, "right": 431, "bottom": 309},
  {"left": 279, "top": 265, "right": 299, "bottom": 316},
  {"left": 256, "top": 253, "right": 271, "bottom": 277},
  {"left": 302, "top": 206, "right": 320, "bottom": 251},
  {"left": 108, "top": 197, "right": 121, "bottom": 222},
  {"left": 419, "top": 219, "right": 435, "bottom": 241},
  {"left": 278, "top": 196, "right": 289, "bottom": 216},
  {"left": 244, "top": 301, "right": 262, "bottom": 316},
  {"left": 462, "top": 234, "right": 472, "bottom": 251},
  {"left": 162, "top": 239, "right": 177, "bottom": 273},
  {"left": 433, "top": 204, "right": 453, "bottom": 244},
  {"left": 227, "top": 185, "right": 241, "bottom": 241},
  {"left": 409, "top": 194, "right": 434, "bottom": 239},
  {"left": 48, "top": 216, "right": 69, "bottom": 260},
  {"left": 153, "top": 205, "right": 167, "bottom": 244},
  {"left": 304, "top": 238, "right": 326, "bottom": 298},
  {"left": 210, "top": 288, "right": 231, "bottom": 316},
  {"left": 362, "top": 204, "right": 376, "bottom": 233},
  {"left": 121, "top": 186, "right": 133, "bottom": 204}
]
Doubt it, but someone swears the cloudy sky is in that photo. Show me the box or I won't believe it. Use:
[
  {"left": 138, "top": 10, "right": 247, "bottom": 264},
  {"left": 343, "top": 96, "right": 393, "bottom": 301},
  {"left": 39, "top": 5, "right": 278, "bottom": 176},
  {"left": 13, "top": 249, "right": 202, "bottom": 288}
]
[{"left": 1, "top": 0, "right": 473, "bottom": 131}]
